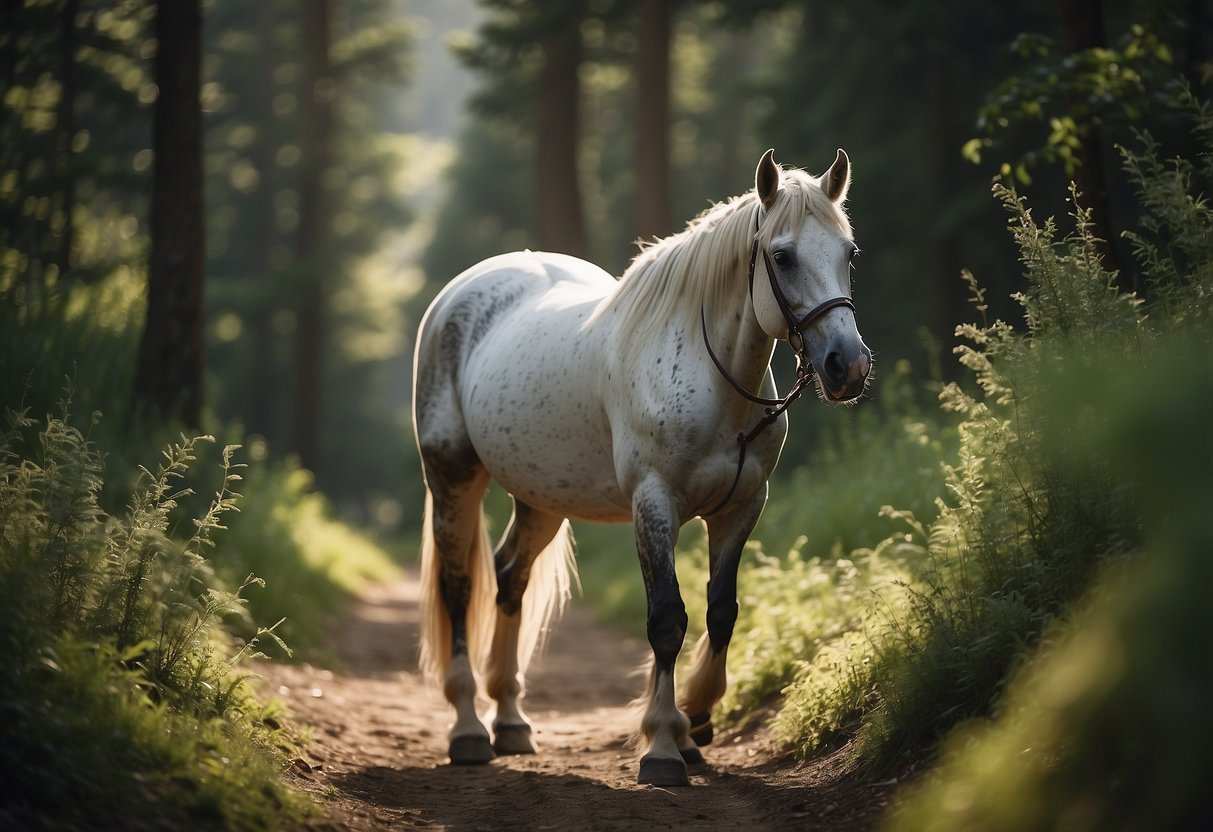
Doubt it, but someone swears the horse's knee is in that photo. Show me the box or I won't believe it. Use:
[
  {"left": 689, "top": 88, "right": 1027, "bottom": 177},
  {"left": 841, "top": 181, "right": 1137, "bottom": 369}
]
[
  {"left": 706, "top": 598, "right": 738, "bottom": 652},
  {"left": 647, "top": 599, "right": 688, "bottom": 670}
]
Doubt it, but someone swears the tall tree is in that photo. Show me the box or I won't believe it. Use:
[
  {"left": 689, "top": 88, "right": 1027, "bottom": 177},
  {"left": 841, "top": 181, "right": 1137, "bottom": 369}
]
[
  {"left": 248, "top": 0, "right": 279, "bottom": 440},
  {"left": 132, "top": 0, "right": 205, "bottom": 428},
  {"left": 292, "top": 0, "right": 334, "bottom": 471},
  {"left": 55, "top": 0, "right": 80, "bottom": 280},
  {"left": 632, "top": 0, "right": 672, "bottom": 241},
  {"left": 1059, "top": 0, "right": 1120, "bottom": 273},
  {"left": 535, "top": 1, "right": 589, "bottom": 258}
]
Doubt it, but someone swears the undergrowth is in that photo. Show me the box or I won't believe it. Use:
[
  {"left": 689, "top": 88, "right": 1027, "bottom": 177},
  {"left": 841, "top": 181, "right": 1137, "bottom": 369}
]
[
  {"left": 884, "top": 342, "right": 1212, "bottom": 831},
  {"left": 0, "top": 402, "right": 313, "bottom": 828},
  {"left": 763, "top": 83, "right": 1212, "bottom": 829},
  {"left": 0, "top": 206, "right": 400, "bottom": 824},
  {"left": 219, "top": 453, "right": 399, "bottom": 655}
]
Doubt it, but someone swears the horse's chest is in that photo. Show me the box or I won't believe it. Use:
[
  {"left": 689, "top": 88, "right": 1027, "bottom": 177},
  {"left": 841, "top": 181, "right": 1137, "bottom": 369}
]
[{"left": 610, "top": 377, "right": 787, "bottom": 517}]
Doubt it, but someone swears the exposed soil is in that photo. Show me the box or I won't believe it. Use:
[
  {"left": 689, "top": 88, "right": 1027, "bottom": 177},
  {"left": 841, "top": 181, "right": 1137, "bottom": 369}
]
[{"left": 258, "top": 576, "right": 900, "bottom": 830}]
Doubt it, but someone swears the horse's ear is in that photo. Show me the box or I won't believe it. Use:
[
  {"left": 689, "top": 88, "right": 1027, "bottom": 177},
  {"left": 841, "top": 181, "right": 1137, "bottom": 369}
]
[
  {"left": 755, "top": 148, "right": 780, "bottom": 212},
  {"left": 824, "top": 148, "right": 850, "bottom": 204}
]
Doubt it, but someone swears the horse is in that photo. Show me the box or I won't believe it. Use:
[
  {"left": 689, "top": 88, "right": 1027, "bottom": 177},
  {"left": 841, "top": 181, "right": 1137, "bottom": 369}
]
[{"left": 412, "top": 148, "right": 871, "bottom": 787}]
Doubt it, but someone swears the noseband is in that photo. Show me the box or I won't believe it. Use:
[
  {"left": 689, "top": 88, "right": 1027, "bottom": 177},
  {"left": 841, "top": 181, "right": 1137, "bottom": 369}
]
[{"left": 700, "top": 207, "right": 856, "bottom": 516}]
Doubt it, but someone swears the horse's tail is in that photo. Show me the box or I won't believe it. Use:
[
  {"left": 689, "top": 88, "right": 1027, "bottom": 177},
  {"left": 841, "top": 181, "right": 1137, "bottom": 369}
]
[
  {"left": 515, "top": 520, "right": 579, "bottom": 675},
  {"left": 418, "top": 487, "right": 496, "bottom": 685}
]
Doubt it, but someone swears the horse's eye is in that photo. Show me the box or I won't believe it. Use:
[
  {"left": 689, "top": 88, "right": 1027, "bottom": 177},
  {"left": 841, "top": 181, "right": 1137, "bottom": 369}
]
[{"left": 772, "top": 250, "right": 789, "bottom": 267}]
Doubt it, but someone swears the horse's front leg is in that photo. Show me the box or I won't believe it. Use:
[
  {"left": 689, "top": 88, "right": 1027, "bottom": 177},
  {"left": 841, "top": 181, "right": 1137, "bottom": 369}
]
[
  {"left": 680, "top": 483, "right": 768, "bottom": 751},
  {"left": 632, "top": 479, "right": 692, "bottom": 787}
]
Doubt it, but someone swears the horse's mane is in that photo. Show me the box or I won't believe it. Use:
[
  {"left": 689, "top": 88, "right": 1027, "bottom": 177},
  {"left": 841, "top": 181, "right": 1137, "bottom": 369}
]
[{"left": 589, "top": 166, "right": 852, "bottom": 346}]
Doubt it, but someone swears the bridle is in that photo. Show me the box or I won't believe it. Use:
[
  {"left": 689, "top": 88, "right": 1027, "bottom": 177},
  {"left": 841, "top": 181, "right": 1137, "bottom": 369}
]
[{"left": 699, "top": 206, "right": 856, "bottom": 516}]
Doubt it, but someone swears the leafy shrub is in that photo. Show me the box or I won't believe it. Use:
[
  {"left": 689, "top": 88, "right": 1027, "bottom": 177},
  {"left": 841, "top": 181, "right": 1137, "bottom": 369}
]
[{"left": 755, "top": 359, "right": 954, "bottom": 560}]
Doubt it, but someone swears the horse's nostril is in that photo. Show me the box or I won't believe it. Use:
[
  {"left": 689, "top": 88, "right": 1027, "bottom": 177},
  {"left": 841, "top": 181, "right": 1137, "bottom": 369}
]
[{"left": 824, "top": 352, "right": 846, "bottom": 385}]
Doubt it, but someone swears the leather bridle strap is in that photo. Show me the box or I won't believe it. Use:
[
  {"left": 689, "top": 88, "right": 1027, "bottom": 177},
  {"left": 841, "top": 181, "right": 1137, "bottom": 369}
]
[
  {"left": 757, "top": 247, "right": 856, "bottom": 353},
  {"left": 699, "top": 207, "right": 856, "bottom": 517}
]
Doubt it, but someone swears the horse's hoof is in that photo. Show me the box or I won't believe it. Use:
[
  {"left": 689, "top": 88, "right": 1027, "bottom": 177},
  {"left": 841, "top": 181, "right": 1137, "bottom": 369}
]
[
  {"left": 493, "top": 724, "right": 536, "bottom": 755},
  {"left": 637, "top": 754, "right": 690, "bottom": 787},
  {"left": 679, "top": 745, "right": 705, "bottom": 766},
  {"left": 449, "top": 734, "right": 496, "bottom": 765},
  {"left": 688, "top": 712, "right": 714, "bottom": 747}
]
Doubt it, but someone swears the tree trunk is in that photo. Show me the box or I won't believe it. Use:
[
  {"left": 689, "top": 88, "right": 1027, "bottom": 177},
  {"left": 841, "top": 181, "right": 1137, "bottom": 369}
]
[
  {"left": 1059, "top": 0, "right": 1120, "bottom": 276},
  {"left": 535, "top": 9, "right": 588, "bottom": 258},
  {"left": 132, "top": 0, "right": 205, "bottom": 428},
  {"left": 632, "top": 0, "right": 672, "bottom": 243},
  {"left": 248, "top": 0, "right": 277, "bottom": 439},
  {"left": 55, "top": 0, "right": 79, "bottom": 282},
  {"left": 292, "top": 0, "right": 333, "bottom": 472},
  {"left": 928, "top": 52, "right": 966, "bottom": 351}
]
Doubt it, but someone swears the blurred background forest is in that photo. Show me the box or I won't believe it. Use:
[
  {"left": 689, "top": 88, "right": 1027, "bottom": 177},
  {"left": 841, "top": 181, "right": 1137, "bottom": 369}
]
[
  {"left": 2, "top": 0, "right": 1211, "bottom": 828},
  {"left": 4, "top": 0, "right": 1206, "bottom": 539}
]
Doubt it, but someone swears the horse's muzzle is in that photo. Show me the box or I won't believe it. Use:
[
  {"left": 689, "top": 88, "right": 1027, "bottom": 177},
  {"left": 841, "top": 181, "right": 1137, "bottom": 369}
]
[{"left": 819, "top": 343, "right": 871, "bottom": 402}]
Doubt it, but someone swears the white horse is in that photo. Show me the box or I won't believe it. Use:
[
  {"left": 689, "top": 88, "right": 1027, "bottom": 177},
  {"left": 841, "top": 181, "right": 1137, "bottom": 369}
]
[{"left": 412, "top": 149, "right": 871, "bottom": 787}]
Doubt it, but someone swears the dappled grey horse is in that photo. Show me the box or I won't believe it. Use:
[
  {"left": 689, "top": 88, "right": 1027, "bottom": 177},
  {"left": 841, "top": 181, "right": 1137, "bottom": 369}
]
[{"left": 412, "top": 149, "right": 871, "bottom": 786}]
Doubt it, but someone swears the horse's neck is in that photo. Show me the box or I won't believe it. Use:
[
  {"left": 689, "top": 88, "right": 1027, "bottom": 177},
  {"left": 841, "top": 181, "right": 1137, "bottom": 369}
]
[{"left": 707, "top": 287, "right": 777, "bottom": 399}]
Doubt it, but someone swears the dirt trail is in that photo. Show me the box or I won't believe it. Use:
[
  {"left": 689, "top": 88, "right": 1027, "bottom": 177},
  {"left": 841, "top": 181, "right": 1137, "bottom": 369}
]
[{"left": 259, "top": 577, "right": 895, "bottom": 830}]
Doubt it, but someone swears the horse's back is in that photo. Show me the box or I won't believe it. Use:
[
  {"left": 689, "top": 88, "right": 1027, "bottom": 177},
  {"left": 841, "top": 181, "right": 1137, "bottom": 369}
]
[
  {"left": 429, "top": 251, "right": 612, "bottom": 316},
  {"left": 417, "top": 249, "right": 611, "bottom": 375}
]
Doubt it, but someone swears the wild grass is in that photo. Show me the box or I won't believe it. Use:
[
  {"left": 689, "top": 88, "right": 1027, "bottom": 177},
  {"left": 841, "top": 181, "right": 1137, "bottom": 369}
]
[
  {"left": 0, "top": 402, "right": 314, "bottom": 828},
  {"left": 0, "top": 256, "right": 398, "bottom": 825}
]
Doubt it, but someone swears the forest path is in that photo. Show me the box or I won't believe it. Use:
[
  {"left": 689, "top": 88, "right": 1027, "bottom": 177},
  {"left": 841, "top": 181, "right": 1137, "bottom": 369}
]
[{"left": 259, "top": 576, "right": 894, "bottom": 830}]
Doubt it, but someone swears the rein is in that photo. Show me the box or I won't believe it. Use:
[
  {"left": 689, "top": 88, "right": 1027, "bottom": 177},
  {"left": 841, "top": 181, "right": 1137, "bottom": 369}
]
[{"left": 700, "top": 208, "right": 855, "bottom": 516}]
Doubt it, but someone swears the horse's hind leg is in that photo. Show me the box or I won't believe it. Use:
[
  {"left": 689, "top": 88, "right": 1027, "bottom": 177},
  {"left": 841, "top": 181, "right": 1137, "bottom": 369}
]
[
  {"left": 484, "top": 501, "right": 568, "bottom": 755},
  {"left": 418, "top": 454, "right": 495, "bottom": 764}
]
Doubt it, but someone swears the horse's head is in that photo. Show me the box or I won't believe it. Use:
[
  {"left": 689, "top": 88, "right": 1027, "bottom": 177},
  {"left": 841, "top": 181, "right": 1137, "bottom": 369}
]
[{"left": 750, "top": 149, "right": 872, "bottom": 404}]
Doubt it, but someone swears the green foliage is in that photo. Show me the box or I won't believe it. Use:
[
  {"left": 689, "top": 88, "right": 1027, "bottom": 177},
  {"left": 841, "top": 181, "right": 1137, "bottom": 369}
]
[
  {"left": 218, "top": 453, "right": 399, "bottom": 655},
  {"left": 772, "top": 92, "right": 1212, "bottom": 785},
  {"left": 682, "top": 531, "right": 919, "bottom": 727},
  {"left": 1119, "top": 84, "right": 1213, "bottom": 325},
  {"left": 966, "top": 19, "right": 1204, "bottom": 183},
  {"left": 0, "top": 1, "right": 155, "bottom": 301},
  {"left": 0, "top": 403, "right": 313, "bottom": 828},
  {"left": 756, "top": 360, "right": 953, "bottom": 560},
  {"left": 883, "top": 340, "right": 1213, "bottom": 832}
]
